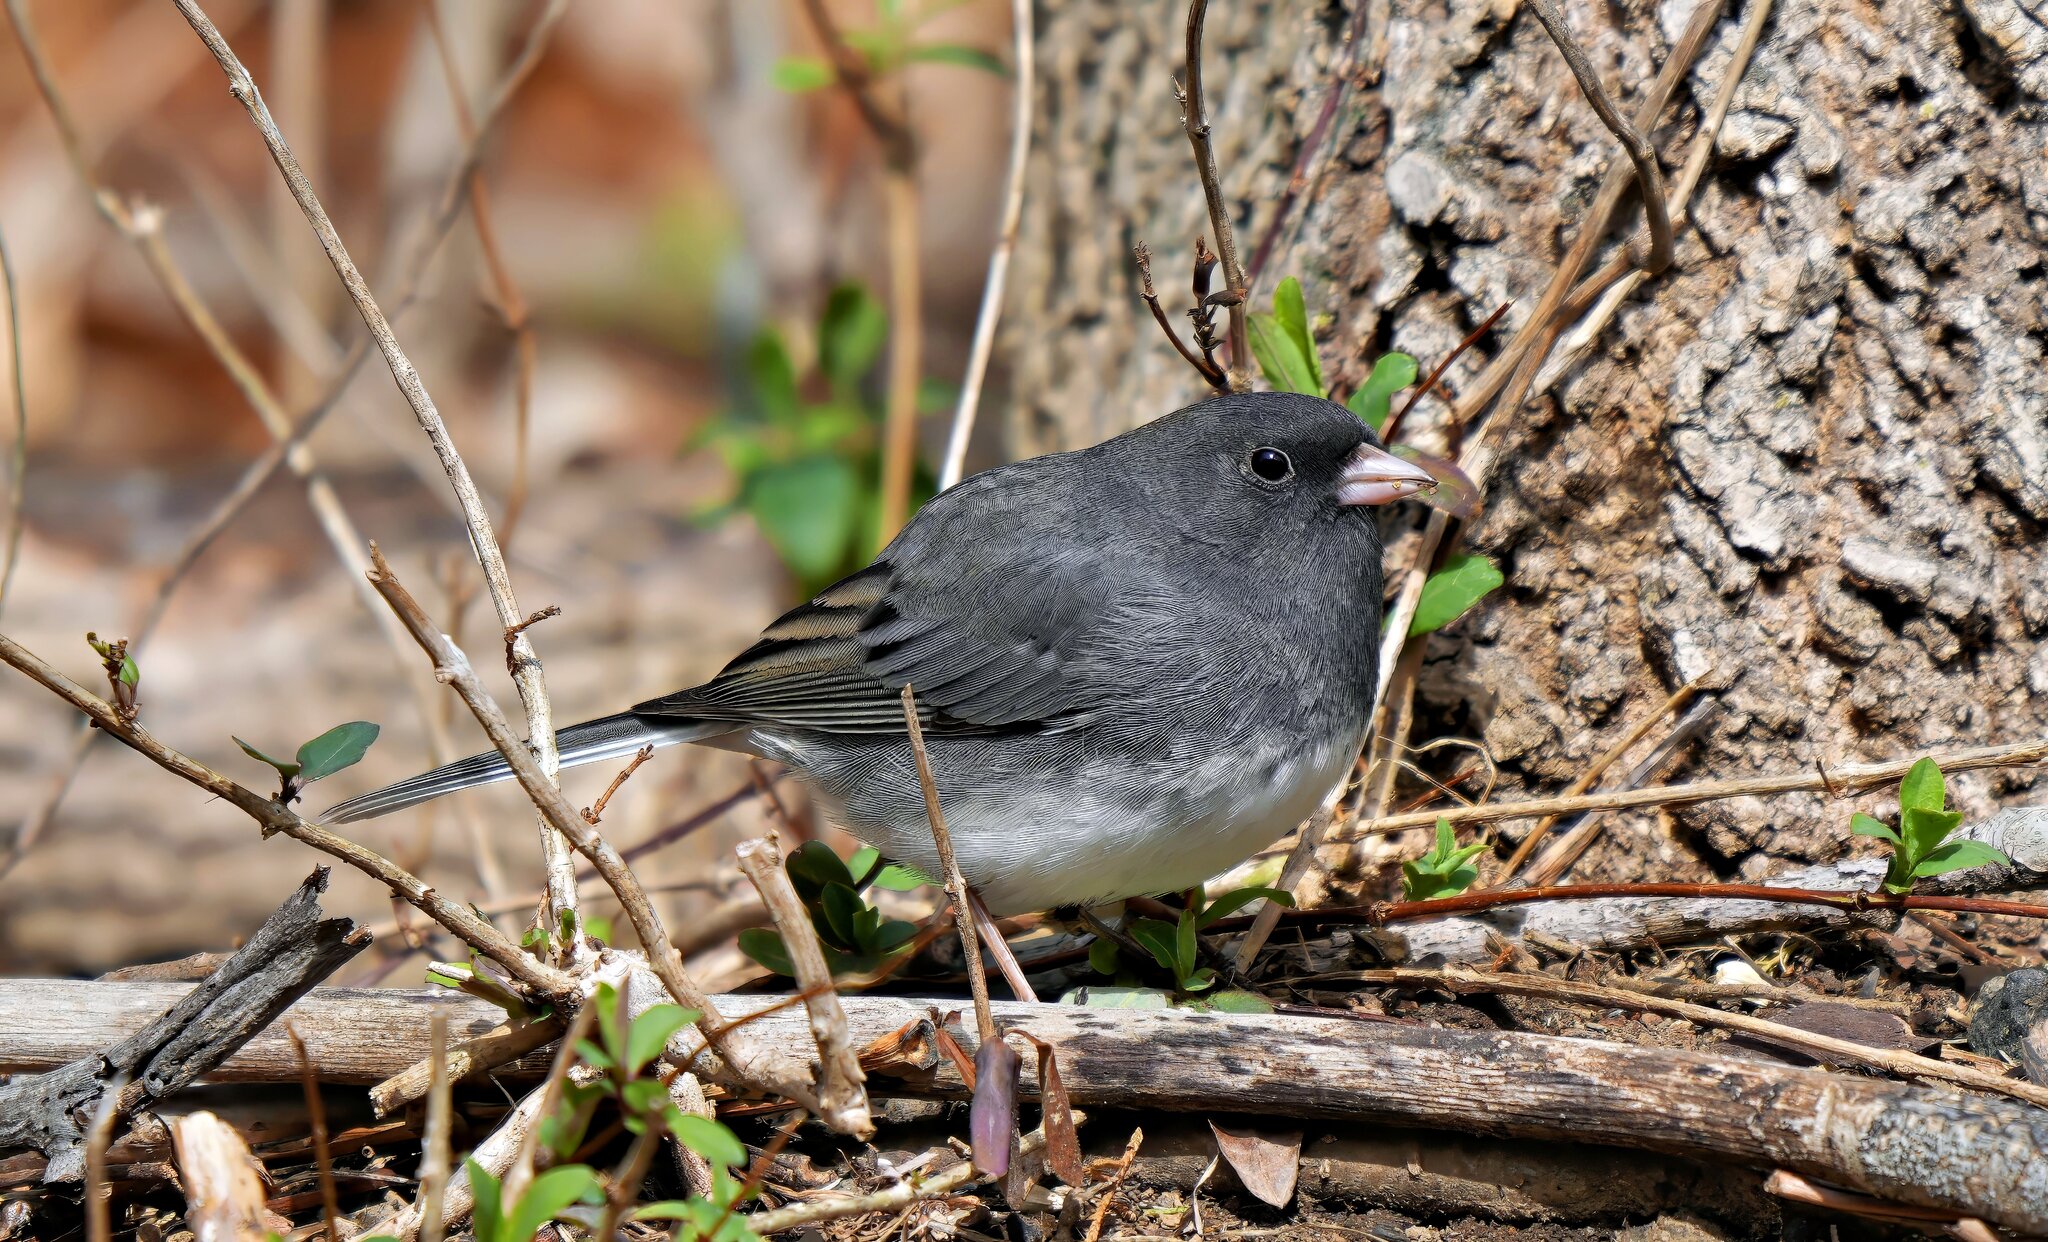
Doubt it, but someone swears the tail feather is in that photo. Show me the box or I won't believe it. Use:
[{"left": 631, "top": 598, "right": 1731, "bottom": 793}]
[{"left": 319, "top": 713, "right": 710, "bottom": 824}]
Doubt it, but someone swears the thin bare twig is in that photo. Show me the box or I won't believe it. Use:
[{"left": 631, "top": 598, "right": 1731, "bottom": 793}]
[
  {"left": 734, "top": 837, "right": 871, "bottom": 1135},
  {"left": 83, "top": 1075, "right": 123, "bottom": 1242},
  {"left": 1363, "top": 882, "right": 2048, "bottom": 926},
  {"left": 1134, "top": 241, "right": 1227, "bottom": 388},
  {"left": 284, "top": 1023, "right": 342, "bottom": 1242},
  {"left": 424, "top": 0, "right": 541, "bottom": 545},
  {"left": 795, "top": 0, "right": 924, "bottom": 544},
  {"left": 1380, "top": 299, "right": 1513, "bottom": 444},
  {"left": 1523, "top": 0, "right": 1671, "bottom": 273},
  {"left": 745, "top": 1123, "right": 1064, "bottom": 1235},
  {"left": 1765, "top": 1170, "right": 1998, "bottom": 1240},
  {"left": 939, "top": 0, "right": 1034, "bottom": 489},
  {"left": 0, "top": 226, "right": 26, "bottom": 629},
  {"left": 1333, "top": 733, "right": 2048, "bottom": 842},
  {"left": 1081, "top": 1126, "right": 1143, "bottom": 1242},
  {"left": 899, "top": 685, "right": 996, "bottom": 1042},
  {"left": 1180, "top": 0, "right": 1251, "bottom": 391},
  {"left": 362, "top": 549, "right": 831, "bottom": 1116},
  {"left": 1523, "top": 696, "right": 1716, "bottom": 885},
  {"left": 1362, "top": 966, "right": 2048, "bottom": 1112},
  {"left": 168, "top": 0, "right": 578, "bottom": 927},
  {"left": 418, "top": 1015, "right": 452, "bottom": 1242},
  {"left": 0, "top": 629, "right": 571, "bottom": 998},
  {"left": 503, "top": 1005, "right": 595, "bottom": 1212},
  {"left": 583, "top": 746, "right": 655, "bottom": 825},
  {"left": 1494, "top": 676, "right": 1705, "bottom": 884},
  {"left": 0, "top": 0, "right": 564, "bottom": 885}
]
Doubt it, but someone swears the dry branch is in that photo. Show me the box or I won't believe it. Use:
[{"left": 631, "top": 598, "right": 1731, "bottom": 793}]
[
  {"left": 1359, "top": 966, "right": 2048, "bottom": 1111},
  {"left": 1179, "top": 0, "right": 1250, "bottom": 391},
  {"left": 170, "top": 1112, "right": 271, "bottom": 1242},
  {"left": 0, "top": 0, "right": 566, "bottom": 883},
  {"left": 0, "top": 870, "right": 367, "bottom": 1182},
  {"left": 748, "top": 1122, "right": 1066, "bottom": 1235},
  {"left": 0, "top": 630, "right": 569, "bottom": 998},
  {"left": 362, "top": 550, "right": 829, "bottom": 1115},
  {"left": 10, "top": 986, "right": 2048, "bottom": 1233},
  {"left": 939, "top": 0, "right": 1034, "bottom": 489},
  {"left": 734, "top": 837, "right": 873, "bottom": 1136},
  {"left": 0, "top": 226, "right": 25, "bottom": 629},
  {"left": 1339, "top": 733, "right": 2048, "bottom": 841},
  {"left": 168, "top": 0, "right": 577, "bottom": 924}
]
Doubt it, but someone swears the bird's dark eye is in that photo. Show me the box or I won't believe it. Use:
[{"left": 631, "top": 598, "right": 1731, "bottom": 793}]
[{"left": 1249, "top": 447, "right": 1292, "bottom": 482}]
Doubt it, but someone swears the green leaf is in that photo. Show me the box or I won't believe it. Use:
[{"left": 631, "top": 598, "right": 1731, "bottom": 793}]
[
  {"left": 1402, "top": 858, "right": 1474, "bottom": 901},
  {"left": 1346, "top": 352, "right": 1419, "bottom": 431},
  {"left": 786, "top": 841, "right": 858, "bottom": 899},
  {"left": 1182, "top": 967, "right": 1218, "bottom": 993},
  {"left": 1248, "top": 312, "right": 1321, "bottom": 396},
  {"left": 626, "top": 1004, "right": 693, "bottom": 1076},
  {"left": 737, "top": 928, "right": 795, "bottom": 977},
  {"left": 1197, "top": 886, "right": 1294, "bottom": 928},
  {"left": 872, "top": 918, "right": 919, "bottom": 953},
  {"left": 1912, "top": 839, "right": 2012, "bottom": 879},
  {"left": 520, "top": 926, "right": 547, "bottom": 948},
  {"left": 1200, "top": 989, "right": 1276, "bottom": 1014},
  {"left": 1899, "top": 757, "right": 1946, "bottom": 815},
  {"left": 905, "top": 42, "right": 1008, "bottom": 75},
  {"left": 771, "top": 55, "right": 835, "bottom": 92},
  {"left": 233, "top": 736, "right": 300, "bottom": 778},
  {"left": 294, "top": 721, "right": 380, "bottom": 783},
  {"left": 1850, "top": 812, "right": 1900, "bottom": 846},
  {"left": 848, "top": 846, "right": 882, "bottom": 887},
  {"left": 819, "top": 283, "right": 888, "bottom": 396},
  {"left": 1175, "top": 908, "right": 1199, "bottom": 979},
  {"left": 467, "top": 1158, "right": 504, "bottom": 1242},
  {"left": 744, "top": 331, "right": 800, "bottom": 426},
  {"left": 1270, "top": 277, "right": 1321, "bottom": 395},
  {"left": 117, "top": 654, "right": 139, "bottom": 686},
  {"left": 1088, "top": 936, "right": 1121, "bottom": 975},
  {"left": 595, "top": 982, "right": 629, "bottom": 1071},
  {"left": 818, "top": 883, "right": 865, "bottom": 949},
  {"left": 1410, "top": 553, "right": 1504, "bottom": 636},
  {"left": 743, "top": 456, "right": 863, "bottom": 588},
  {"left": 672, "top": 1113, "right": 748, "bottom": 1168},
  {"left": 1126, "top": 919, "right": 1179, "bottom": 974},
  {"left": 1902, "top": 806, "right": 1964, "bottom": 862},
  {"left": 503, "top": 1165, "right": 604, "bottom": 1242},
  {"left": 870, "top": 863, "right": 932, "bottom": 891}
]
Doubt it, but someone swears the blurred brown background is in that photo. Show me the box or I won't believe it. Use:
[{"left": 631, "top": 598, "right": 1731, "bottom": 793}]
[{"left": 0, "top": 0, "right": 1013, "bottom": 973}]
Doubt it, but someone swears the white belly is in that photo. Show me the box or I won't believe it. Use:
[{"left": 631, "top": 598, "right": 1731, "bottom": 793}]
[{"left": 821, "top": 735, "right": 1359, "bottom": 915}]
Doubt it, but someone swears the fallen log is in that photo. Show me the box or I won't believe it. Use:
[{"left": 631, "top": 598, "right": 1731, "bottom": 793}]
[
  {"left": 3, "top": 984, "right": 2044, "bottom": 1231},
  {"left": 0, "top": 871, "right": 367, "bottom": 1182}
]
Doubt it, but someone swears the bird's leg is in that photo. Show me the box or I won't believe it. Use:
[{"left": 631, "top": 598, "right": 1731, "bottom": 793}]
[{"left": 965, "top": 887, "right": 1039, "bottom": 1003}]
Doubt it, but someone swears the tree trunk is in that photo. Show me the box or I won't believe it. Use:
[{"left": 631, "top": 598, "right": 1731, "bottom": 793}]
[{"left": 1003, "top": 0, "right": 2048, "bottom": 875}]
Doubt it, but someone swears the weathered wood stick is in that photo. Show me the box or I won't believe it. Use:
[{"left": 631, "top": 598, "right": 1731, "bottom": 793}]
[
  {"left": 0, "top": 871, "right": 367, "bottom": 1182},
  {"left": 3, "top": 984, "right": 2044, "bottom": 1231}
]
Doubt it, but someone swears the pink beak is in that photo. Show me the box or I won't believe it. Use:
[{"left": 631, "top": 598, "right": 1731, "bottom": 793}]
[{"left": 1336, "top": 442, "right": 1438, "bottom": 506}]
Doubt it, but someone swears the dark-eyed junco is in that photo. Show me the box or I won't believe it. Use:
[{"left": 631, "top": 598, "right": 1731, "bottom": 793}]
[{"left": 324, "top": 392, "right": 1434, "bottom": 913}]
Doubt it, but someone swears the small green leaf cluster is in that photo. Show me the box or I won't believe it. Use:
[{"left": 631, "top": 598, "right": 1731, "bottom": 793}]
[
  {"left": 1851, "top": 758, "right": 2010, "bottom": 895},
  {"left": 737, "top": 842, "right": 923, "bottom": 977},
  {"left": 773, "top": 0, "right": 1006, "bottom": 91},
  {"left": 234, "top": 720, "right": 380, "bottom": 804},
  {"left": 1408, "top": 552, "right": 1505, "bottom": 637},
  {"left": 1246, "top": 280, "right": 1501, "bottom": 634},
  {"left": 1091, "top": 884, "right": 1293, "bottom": 995},
  {"left": 85, "top": 631, "right": 140, "bottom": 718},
  {"left": 693, "top": 286, "right": 944, "bottom": 593},
  {"left": 1249, "top": 277, "right": 1421, "bottom": 427},
  {"left": 1401, "top": 818, "right": 1485, "bottom": 900},
  {"left": 460, "top": 985, "right": 755, "bottom": 1242}
]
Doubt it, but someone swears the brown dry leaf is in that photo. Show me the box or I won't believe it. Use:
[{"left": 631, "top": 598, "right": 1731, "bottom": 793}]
[
  {"left": 1207, "top": 1120, "right": 1302, "bottom": 1208},
  {"left": 1018, "top": 1032, "right": 1084, "bottom": 1186}
]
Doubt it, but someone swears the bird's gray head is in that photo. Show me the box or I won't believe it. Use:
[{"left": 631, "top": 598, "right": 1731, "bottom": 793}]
[{"left": 1096, "top": 391, "right": 1434, "bottom": 545}]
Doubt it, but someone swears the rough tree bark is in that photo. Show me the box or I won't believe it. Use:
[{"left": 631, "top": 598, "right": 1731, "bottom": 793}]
[{"left": 1004, "top": 0, "right": 2048, "bottom": 877}]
